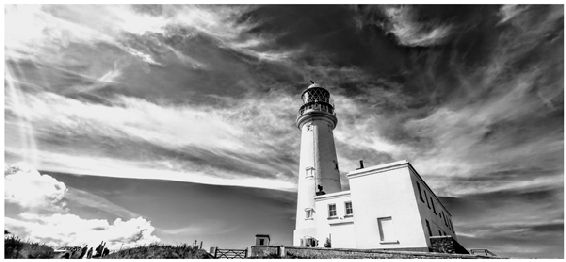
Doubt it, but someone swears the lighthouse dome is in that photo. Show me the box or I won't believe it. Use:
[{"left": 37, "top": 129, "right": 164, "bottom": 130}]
[{"left": 307, "top": 82, "right": 322, "bottom": 89}]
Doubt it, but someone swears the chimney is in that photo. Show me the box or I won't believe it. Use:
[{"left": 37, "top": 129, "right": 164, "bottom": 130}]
[{"left": 356, "top": 160, "right": 364, "bottom": 170}]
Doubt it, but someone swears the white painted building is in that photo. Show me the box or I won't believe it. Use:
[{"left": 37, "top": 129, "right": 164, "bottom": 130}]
[{"left": 293, "top": 83, "right": 456, "bottom": 251}]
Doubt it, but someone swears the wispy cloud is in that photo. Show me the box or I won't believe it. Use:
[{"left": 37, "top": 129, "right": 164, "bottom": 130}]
[
  {"left": 6, "top": 4, "right": 295, "bottom": 70},
  {"left": 6, "top": 88, "right": 301, "bottom": 190},
  {"left": 498, "top": 5, "right": 529, "bottom": 24},
  {"left": 159, "top": 220, "right": 237, "bottom": 236},
  {"left": 382, "top": 6, "right": 453, "bottom": 47},
  {"left": 66, "top": 187, "right": 141, "bottom": 219}
]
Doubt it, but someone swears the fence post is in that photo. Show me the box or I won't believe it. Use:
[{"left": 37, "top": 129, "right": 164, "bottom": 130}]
[
  {"left": 244, "top": 248, "right": 248, "bottom": 258},
  {"left": 214, "top": 247, "right": 218, "bottom": 258}
]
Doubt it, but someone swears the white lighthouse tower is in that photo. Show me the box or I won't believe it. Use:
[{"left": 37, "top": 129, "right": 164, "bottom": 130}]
[{"left": 293, "top": 82, "right": 342, "bottom": 246}]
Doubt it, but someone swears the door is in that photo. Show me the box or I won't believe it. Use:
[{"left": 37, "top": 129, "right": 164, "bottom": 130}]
[{"left": 329, "top": 222, "right": 355, "bottom": 248}]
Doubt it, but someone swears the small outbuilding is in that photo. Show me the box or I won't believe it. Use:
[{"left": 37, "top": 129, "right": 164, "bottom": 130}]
[{"left": 255, "top": 234, "right": 270, "bottom": 246}]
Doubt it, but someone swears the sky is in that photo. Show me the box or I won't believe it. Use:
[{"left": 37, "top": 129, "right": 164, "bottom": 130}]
[{"left": 3, "top": 4, "right": 563, "bottom": 258}]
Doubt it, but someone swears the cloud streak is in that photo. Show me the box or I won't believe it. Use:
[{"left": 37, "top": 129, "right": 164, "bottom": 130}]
[{"left": 382, "top": 6, "right": 453, "bottom": 47}]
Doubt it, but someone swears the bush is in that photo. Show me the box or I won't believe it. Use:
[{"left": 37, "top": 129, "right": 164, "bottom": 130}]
[{"left": 4, "top": 236, "right": 54, "bottom": 259}]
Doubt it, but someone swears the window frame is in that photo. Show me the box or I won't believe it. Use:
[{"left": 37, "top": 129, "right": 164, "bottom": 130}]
[
  {"left": 416, "top": 182, "right": 424, "bottom": 202},
  {"left": 344, "top": 201, "right": 353, "bottom": 216},
  {"left": 377, "top": 216, "right": 399, "bottom": 244},
  {"left": 327, "top": 203, "right": 337, "bottom": 218},
  {"left": 305, "top": 167, "right": 315, "bottom": 179},
  {"left": 430, "top": 197, "right": 437, "bottom": 214},
  {"left": 305, "top": 208, "right": 314, "bottom": 220}
]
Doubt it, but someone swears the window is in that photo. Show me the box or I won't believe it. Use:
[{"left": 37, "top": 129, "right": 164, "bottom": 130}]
[
  {"left": 443, "top": 213, "right": 448, "bottom": 226},
  {"left": 425, "top": 192, "right": 430, "bottom": 209},
  {"left": 416, "top": 182, "right": 424, "bottom": 202},
  {"left": 377, "top": 217, "right": 397, "bottom": 243},
  {"left": 306, "top": 124, "right": 314, "bottom": 131},
  {"left": 305, "top": 167, "right": 315, "bottom": 179},
  {"left": 438, "top": 230, "right": 442, "bottom": 236},
  {"left": 345, "top": 201, "right": 353, "bottom": 216},
  {"left": 305, "top": 208, "right": 314, "bottom": 220},
  {"left": 259, "top": 239, "right": 264, "bottom": 245},
  {"left": 333, "top": 160, "right": 339, "bottom": 170},
  {"left": 328, "top": 204, "right": 337, "bottom": 217},
  {"left": 425, "top": 220, "right": 432, "bottom": 236},
  {"left": 443, "top": 231, "right": 447, "bottom": 236},
  {"left": 430, "top": 197, "right": 437, "bottom": 214}
]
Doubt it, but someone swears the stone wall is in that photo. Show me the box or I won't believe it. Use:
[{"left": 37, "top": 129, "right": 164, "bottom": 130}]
[
  {"left": 250, "top": 246, "right": 499, "bottom": 259},
  {"left": 430, "top": 235, "right": 470, "bottom": 254},
  {"left": 249, "top": 246, "right": 280, "bottom": 258}
]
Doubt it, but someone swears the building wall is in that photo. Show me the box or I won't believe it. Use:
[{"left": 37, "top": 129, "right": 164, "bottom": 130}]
[
  {"left": 329, "top": 222, "right": 355, "bottom": 248},
  {"left": 429, "top": 236, "right": 469, "bottom": 254},
  {"left": 294, "top": 115, "right": 342, "bottom": 246},
  {"left": 347, "top": 161, "right": 428, "bottom": 249},
  {"left": 294, "top": 120, "right": 317, "bottom": 245},
  {"left": 303, "top": 117, "right": 341, "bottom": 194},
  {"left": 313, "top": 191, "right": 354, "bottom": 248},
  {"left": 407, "top": 165, "right": 455, "bottom": 247},
  {"left": 296, "top": 160, "right": 457, "bottom": 250}
]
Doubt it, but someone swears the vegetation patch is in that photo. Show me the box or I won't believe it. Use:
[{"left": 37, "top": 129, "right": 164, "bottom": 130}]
[
  {"left": 4, "top": 235, "right": 55, "bottom": 259},
  {"left": 103, "top": 244, "right": 213, "bottom": 259}
]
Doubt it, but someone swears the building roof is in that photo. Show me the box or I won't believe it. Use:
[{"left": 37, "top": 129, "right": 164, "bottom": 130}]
[
  {"left": 346, "top": 160, "right": 409, "bottom": 179},
  {"left": 314, "top": 190, "right": 351, "bottom": 201}
]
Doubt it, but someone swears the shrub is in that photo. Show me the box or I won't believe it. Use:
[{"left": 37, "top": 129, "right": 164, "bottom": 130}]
[{"left": 4, "top": 236, "right": 54, "bottom": 259}]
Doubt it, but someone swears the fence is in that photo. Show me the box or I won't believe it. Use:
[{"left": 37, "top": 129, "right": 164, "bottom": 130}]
[{"left": 213, "top": 248, "right": 248, "bottom": 259}]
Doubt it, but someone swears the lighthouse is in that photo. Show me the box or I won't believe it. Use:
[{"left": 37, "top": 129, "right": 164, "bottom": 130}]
[
  {"left": 283, "top": 82, "right": 461, "bottom": 251},
  {"left": 293, "top": 82, "right": 342, "bottom": 246}
]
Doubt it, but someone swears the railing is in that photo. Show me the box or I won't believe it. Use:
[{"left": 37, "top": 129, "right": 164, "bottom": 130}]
[
  {"left": 213, "top": 248, "right": 248, "bottom": 259},
  {"left": 469, "top": 249, "right": 497, "bottom": 257},
  {"left": 298, "top": 101, "right": 335, "bottom": 116}
]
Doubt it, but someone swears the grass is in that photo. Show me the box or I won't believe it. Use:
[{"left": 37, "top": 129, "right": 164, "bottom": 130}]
[
  {"left": 5, "top": 234, "right": 213, "bottom": 259},
  {"left": 103, "top": 244, "right": 213, "bottom": 259},
  {"left": 4, "top": 235, "right": 55, "bottom": 259}
]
